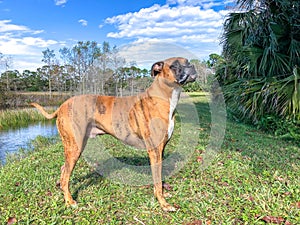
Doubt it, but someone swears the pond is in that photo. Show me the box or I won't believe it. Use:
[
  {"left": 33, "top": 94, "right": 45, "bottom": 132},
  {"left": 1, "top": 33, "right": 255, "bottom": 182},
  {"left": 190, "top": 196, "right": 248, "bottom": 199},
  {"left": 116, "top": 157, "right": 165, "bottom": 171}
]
[{"left": 0, "top": 122, "right": 58, "bottom": 164}]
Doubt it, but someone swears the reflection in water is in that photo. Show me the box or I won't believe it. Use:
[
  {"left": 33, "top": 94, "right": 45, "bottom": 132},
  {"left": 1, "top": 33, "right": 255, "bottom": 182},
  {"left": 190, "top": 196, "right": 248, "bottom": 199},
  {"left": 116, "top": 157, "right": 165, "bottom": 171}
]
[{"left": 0, "top": 122, "right": 58, "bottom": 164}]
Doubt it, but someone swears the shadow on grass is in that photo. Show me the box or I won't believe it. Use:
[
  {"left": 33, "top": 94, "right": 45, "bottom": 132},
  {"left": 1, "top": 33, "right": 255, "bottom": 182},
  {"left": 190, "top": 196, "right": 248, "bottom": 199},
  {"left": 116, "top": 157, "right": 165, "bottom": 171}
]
[
  {"left": 72, "top": 171, "right": 104, "bottom": 201},
  {"left": 72, "top": 93, "right": 299, "bottom": 198},
  {"left": 69, "top": 152, "right": 184, "bottom": 200},
  {"left": 82, "top": 150, "right": 185, "bottom": 186},
  {"left": 73, "top": 96, "right": 209, "bottom": 191}
]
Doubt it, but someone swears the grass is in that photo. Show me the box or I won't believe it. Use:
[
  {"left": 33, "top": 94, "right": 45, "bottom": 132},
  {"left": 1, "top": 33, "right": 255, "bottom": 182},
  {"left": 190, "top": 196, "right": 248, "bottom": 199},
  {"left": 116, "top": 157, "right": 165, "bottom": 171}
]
[
  {"left": 0, "top": 92, "right": 299, "bottom": 224},
  {"left": 0, "top": 108, "right": 53, "bottom": 130}
]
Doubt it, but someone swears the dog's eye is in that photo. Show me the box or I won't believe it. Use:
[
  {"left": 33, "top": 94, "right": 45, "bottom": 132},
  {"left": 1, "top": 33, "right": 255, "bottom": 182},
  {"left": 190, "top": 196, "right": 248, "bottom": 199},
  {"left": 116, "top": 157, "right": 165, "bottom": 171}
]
[
  {"left": 170, "top": 65, "right": 180, "bottom": 73},
  {"left": 172, "top": 67, "right": 182, "bottom": 74},
  {"left": 185, "top": 62, "right": 192, "bottom": 67}
]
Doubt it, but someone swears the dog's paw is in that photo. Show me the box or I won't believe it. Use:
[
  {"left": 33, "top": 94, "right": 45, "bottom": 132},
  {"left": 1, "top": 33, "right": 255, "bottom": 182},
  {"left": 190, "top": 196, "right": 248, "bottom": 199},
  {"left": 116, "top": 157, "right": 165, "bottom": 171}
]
[
  {"left": 162, "top": 204, "right": 177, "bottom": 212},
  {"left": 66, "top": 199, "right": 78, "bottom": 208},
  {"left": 163, "top": 192, "right": 172, "bottom": 198},
  {"left": 70, "top": 203, "right": 78, "bottom": 209}
]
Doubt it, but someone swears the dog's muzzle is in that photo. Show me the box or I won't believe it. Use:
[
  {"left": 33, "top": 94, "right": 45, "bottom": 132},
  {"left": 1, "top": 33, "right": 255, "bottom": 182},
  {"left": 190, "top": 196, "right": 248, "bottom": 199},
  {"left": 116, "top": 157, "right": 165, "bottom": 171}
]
[{"left": 178, "top": 65, "right": 197, "bottom": 85}]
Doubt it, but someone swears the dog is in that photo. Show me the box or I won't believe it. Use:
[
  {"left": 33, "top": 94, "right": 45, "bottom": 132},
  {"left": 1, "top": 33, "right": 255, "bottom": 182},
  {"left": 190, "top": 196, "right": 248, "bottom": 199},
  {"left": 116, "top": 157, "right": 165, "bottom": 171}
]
[{"left": 31, "top": 57, "right": 197, "bottom": 212}]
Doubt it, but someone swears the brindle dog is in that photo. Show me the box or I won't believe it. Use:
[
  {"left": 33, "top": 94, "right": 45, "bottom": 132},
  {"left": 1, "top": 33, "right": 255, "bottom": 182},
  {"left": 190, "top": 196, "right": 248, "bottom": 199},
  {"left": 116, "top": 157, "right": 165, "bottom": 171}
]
[{"left": 31, "top": 57, "right": 197, "bottom": 211}]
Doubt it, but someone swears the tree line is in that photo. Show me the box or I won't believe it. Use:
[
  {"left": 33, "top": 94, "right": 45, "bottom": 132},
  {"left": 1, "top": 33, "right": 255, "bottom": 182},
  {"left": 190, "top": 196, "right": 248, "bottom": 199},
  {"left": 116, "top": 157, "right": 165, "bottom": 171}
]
[
  {"left": 0, "top": 41, "right": 153, "bottom": 96},
  {"left": 0, "top": 41, "right": 212, "bottom": 97},
  {"left": 0, "top": 41, "right": 213, "bottom": 109}
]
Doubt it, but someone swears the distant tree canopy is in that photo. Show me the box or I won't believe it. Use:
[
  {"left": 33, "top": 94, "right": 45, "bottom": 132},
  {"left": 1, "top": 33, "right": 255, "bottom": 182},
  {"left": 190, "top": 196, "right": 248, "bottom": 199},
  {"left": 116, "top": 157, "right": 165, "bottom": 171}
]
[
  {"left": 0, "top": 41, "right": 208, "bottom": 102},
  {"left": 0, "top": 41, "right": 151, "bottom": 96}
]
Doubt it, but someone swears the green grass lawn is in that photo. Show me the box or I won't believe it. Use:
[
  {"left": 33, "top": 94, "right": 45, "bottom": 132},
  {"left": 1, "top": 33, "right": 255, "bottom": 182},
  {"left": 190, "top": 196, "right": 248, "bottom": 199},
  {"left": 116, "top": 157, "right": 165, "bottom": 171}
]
[{"left": 0, "top": 92, "right": 299, "bottom": 224}]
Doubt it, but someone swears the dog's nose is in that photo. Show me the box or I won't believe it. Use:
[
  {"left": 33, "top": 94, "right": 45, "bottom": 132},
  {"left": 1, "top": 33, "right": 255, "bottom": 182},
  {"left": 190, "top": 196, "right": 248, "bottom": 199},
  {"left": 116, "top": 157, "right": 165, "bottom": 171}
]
[
  {"left": 189, "top": 66, "right": 197, "bottom": 80},
  {"left": 190, "top": 73, "right": 197, "bottom": 81},
  {"left": 187, "top": 73, "right": 197, "bottom": 82}
]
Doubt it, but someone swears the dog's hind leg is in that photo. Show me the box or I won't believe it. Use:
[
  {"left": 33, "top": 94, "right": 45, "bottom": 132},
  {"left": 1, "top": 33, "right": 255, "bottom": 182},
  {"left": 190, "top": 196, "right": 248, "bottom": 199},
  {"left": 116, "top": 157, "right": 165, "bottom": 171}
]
[
  {"left": 57, "top": 116, "right": 89, "bottom": 207},
  {"left": 59, "top": 137, "right": 86, "bottom": 207}
]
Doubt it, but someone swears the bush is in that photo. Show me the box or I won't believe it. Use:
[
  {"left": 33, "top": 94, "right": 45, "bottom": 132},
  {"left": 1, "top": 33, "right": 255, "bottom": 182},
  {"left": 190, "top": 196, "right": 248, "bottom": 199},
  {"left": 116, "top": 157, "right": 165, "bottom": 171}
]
[
  {"left": 183, "top": 81, "right": 202, "bottom": 92},
  {"left": 258, "top": 115, "right": 300, "bottom": 141},
  {"left": 0, "top": 83, "right": 18, "bottom": 109}
]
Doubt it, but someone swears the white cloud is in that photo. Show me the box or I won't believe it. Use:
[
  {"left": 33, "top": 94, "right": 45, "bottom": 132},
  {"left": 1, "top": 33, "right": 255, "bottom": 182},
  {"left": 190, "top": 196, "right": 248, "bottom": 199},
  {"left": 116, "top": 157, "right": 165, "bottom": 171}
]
[
  {"left": 54, "top": 0, "right": 67, "bottom": 6},
  {"left": 78, "top": 19, "right": 88, "bottom": 26},
  {"left": 0, "top": 34, "right": 59, "bottom": 71},
  {"left": 106, "top": 5, "right": 225, "bottom": 39},
  {"left": 119, "top": 40, "right": 199, "bottom": 68},
  {"left": 105, "top": 0, "right": 228, "bottom": 58},
  {"left": 22, "top": 37, "right": 58, "bottom": 47},
  {"left": 105, "top": 1, "right": 229, "bottom": 62},
  {"left": 32, "top": 30, "right": 44, "bottom": 35},
  {"left": 11, "top": 55, "right": 44, "bottom": 72},
  {"left": 118, "top": 39, "right": 222, "bottom": 69},
  {"left": 0, "top": 20, "right": 59, "bottom": 55},
  {"left": 0, "top": 20, "right": 62, "bottom": 71},
  {"left": 167, "top": 0, "right": 235, "bottom": 8},
  {"left": 0, "top": 20, "right": 29, "bottom": 32}
]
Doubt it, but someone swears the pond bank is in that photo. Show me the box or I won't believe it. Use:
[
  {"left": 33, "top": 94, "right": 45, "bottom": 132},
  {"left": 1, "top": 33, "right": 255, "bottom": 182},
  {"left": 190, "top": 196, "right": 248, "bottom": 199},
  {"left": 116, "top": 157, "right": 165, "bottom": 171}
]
[
  {"left": 0, "top": 121, "right": 58, "bottom": 164},
  {"left": 0, "top": 107, "right": 55, "bottom": 131}
]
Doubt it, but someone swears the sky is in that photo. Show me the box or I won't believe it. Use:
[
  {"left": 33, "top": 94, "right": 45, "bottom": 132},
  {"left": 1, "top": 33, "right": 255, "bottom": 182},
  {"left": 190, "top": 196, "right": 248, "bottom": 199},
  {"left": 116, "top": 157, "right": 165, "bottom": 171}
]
[{"left": 0, "top": 0, "right": 235, "bottom": 72}]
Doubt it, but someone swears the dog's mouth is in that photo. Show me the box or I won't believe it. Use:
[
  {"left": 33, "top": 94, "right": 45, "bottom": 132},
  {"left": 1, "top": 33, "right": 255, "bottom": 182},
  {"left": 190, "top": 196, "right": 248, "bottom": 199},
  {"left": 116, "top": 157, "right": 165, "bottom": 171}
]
[
  {"left": 177, "top": 66, "right": 197, "bottom": 85},
  {"left": 169, "top": 59, "right": 198, "bottom": 85},
  {"left": 187, "top": 73, "right": 197, "bottom": 82}
]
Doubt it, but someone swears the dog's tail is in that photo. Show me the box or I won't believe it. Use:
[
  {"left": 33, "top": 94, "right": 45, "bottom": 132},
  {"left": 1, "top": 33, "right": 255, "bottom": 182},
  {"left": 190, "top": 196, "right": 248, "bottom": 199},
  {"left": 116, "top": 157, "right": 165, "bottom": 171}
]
[{"left": 30, "top": 103, "right": 59, "bottom": 119}]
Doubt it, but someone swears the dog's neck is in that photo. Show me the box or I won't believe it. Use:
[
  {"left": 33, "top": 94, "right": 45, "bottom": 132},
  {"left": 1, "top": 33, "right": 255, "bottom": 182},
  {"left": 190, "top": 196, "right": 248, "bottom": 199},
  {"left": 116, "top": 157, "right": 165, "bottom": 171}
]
[{"left": 146, "top": 76, "right": 182, "bottom": 101}]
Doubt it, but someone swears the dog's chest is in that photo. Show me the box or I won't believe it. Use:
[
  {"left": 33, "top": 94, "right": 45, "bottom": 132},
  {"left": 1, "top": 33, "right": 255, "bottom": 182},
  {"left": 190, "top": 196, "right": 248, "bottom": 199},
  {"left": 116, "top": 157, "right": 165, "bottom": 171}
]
[{"left": 168, "top": 88, "right": 181, "bottom": 139}]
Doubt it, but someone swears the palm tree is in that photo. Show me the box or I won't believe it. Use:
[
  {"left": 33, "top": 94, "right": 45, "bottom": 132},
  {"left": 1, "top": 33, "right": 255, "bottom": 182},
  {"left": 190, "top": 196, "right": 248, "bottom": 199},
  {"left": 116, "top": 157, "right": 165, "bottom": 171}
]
[{"left": 218, "top": 0, "right": 300, "bottom": 122}]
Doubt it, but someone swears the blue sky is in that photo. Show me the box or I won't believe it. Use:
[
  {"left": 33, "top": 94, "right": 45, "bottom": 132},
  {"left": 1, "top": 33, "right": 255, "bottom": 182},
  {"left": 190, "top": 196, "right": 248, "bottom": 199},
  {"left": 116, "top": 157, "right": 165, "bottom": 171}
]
[{"left": 0, "top": 0, "right": 235, "bottom": 71}]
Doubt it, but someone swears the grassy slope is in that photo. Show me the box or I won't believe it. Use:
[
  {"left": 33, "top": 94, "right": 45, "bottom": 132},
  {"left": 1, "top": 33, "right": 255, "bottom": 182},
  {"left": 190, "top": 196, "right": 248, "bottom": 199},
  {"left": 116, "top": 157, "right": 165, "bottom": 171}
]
[{"left": 0, "top": 92, "right": 299, "bottom": 224}]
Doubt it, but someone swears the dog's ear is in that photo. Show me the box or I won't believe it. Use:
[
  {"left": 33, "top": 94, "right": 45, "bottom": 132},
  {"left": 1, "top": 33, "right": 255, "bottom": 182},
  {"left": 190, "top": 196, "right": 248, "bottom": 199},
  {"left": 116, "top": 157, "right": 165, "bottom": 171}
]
[{"left": 151, "top": 61, "right": 164, "bottom": 77}]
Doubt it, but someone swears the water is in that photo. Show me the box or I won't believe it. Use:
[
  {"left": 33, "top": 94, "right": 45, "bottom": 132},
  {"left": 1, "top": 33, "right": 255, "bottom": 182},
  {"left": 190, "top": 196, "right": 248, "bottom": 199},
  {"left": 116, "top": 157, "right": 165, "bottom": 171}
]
[{"left": 0, "top": 122, "right": 58, "bottom": 164}]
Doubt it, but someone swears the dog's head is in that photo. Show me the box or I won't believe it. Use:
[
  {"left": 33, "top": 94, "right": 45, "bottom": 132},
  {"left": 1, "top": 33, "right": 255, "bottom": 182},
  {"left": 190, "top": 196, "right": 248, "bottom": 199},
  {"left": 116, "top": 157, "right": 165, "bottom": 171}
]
[{"left": 151, "top": 57, "right": 197, "bottom": 85}]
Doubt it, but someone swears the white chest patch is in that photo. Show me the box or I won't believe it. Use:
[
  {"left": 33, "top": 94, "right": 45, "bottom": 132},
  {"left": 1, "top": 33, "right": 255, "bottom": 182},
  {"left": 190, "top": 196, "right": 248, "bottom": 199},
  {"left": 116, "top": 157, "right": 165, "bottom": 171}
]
[{"left": 168, "top": 88, "right": 181, "bottom": 139}]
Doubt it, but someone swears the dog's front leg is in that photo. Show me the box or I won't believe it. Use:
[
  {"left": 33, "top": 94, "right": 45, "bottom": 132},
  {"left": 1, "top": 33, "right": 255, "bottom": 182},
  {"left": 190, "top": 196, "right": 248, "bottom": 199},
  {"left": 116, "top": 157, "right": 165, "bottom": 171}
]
[{"left": 148, "top": 144, "right": 176, "bottom": 212}]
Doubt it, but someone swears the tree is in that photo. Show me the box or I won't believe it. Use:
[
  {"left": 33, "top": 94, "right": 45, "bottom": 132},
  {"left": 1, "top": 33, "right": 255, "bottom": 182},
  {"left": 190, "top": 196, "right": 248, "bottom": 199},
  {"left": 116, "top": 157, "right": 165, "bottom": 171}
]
[
  {"left": 218, "top": 0, "right": 300, "bottom": 122},
  {"left": 0, "top": 70, "right": 19, "bottom": 91},
  {"left": 59, "top": 41, "right": 101, "bottom": 94},
  {"left": 0, "top": 52, "right": 3, "bottom": 73},
  {"left": 110, "top": 46, "right": 126, "bottom": 96},
  {"left": 190, "top": 59, "right": 212, "bottom": 85},
  {"left": 59, "top": 47, "right": 78, "bottom": 92},
  {"left": 96, "top": 41, "right": 111, "bottom": 94},
  {"left": 42, "top": 48, "right": 56, "bottom": 97},
  {"left": 21, "top": 70, "right": 46, "bottom": 91},
  {"left": 207, "top": 53, "right": 224, "bottom": 69},
  {"left": 0, "top": 54, "right": 13, "bottom": 91}
]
